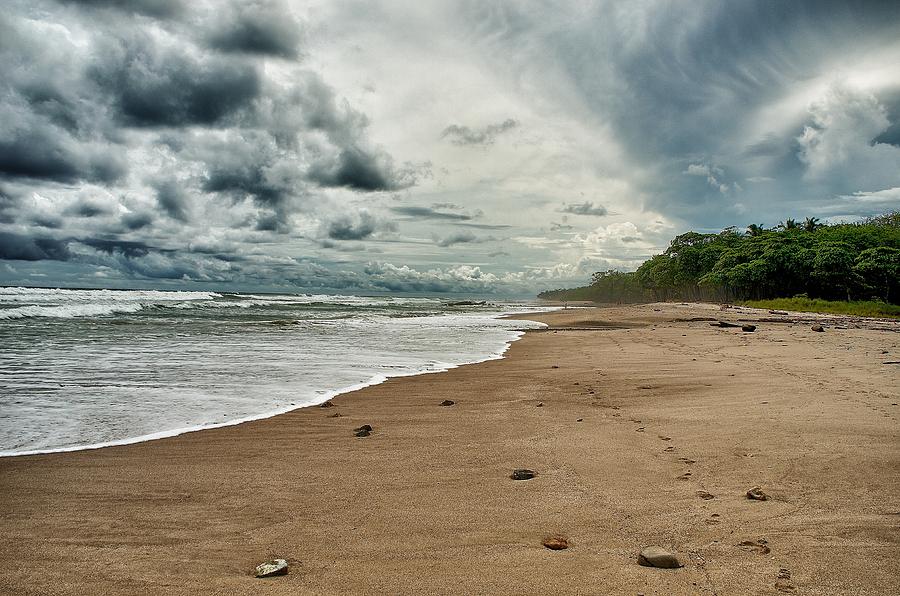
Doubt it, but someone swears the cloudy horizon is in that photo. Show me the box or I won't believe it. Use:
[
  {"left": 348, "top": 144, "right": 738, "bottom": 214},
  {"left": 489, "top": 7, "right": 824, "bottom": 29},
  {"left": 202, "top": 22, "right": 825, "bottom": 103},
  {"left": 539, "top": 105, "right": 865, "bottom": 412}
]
[{"left": 2, "top": 0, "right": 899, "bottom": 296}]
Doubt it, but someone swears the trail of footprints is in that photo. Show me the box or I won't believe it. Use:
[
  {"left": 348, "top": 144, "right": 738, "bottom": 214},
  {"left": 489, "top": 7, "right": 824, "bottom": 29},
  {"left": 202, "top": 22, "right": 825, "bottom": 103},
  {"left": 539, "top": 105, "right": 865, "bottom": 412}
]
[{"left": 624, "top": 405, "right": 797, "bottom": 593}]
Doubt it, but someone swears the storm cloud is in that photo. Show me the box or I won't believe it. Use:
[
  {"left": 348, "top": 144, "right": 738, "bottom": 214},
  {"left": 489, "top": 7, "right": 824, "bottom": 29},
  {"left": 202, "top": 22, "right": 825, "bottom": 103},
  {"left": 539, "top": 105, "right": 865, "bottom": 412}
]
[
  {"left": 2, "top": 1, "right": 899, "bottom": 295},
  {"left": 208, "top": 0, "right": 304, "bottom": 58}
]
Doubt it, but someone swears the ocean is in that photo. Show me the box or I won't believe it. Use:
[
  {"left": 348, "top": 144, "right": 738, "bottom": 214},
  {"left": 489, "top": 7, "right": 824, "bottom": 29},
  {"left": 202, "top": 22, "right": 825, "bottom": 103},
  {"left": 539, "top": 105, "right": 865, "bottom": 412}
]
[{"left": 0, "top": 287, "right": 551, "bottom": 456}]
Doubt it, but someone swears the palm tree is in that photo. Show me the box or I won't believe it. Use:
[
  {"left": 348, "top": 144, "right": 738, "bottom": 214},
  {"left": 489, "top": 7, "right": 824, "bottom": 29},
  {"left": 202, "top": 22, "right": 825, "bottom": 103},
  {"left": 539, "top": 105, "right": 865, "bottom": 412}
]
[
  {"left": 803, "top": 217, "right": 822, "bottom": 232},
  {"left": 779, "top": 218, "right": 799, "bottom": 231},
  {"left": 746, "top": 224, "right": 765, "bottom": 237}
]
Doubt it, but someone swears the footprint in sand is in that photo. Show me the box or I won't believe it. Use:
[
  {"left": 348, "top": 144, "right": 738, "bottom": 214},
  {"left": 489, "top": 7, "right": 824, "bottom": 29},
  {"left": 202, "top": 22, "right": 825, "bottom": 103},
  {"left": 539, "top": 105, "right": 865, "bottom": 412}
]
[
  {"left": 679, "top": 457, "right": 697, "bottom": 464},
  {"left": 705, "top": 513, "right": 721, "bottom": 525},
  {"left": 775, "top": 568, "right": 796, "bottom": 592},
  {"left": 738, "top": 538, "right": 771, "bottom": 554},
  {"left": 658, "top": 435, "right": 672, "bottom": 441},
  {"left": 663, "top": 446, "right": 676, "bottom": 452}
]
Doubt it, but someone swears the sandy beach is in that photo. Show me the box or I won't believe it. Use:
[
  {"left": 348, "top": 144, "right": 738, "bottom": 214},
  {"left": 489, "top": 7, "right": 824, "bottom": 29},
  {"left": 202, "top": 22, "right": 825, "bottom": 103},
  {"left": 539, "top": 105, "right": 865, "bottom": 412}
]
[{"left": 1, "top": 303, "right": 898, "bottom": 595}]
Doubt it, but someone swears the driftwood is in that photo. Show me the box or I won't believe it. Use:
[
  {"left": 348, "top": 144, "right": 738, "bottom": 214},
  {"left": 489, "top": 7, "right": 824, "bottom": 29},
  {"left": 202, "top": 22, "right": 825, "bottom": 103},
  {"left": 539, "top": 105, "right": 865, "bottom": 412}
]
[{"left": 709, "top": 321, "right": 742, "bottom": 328}]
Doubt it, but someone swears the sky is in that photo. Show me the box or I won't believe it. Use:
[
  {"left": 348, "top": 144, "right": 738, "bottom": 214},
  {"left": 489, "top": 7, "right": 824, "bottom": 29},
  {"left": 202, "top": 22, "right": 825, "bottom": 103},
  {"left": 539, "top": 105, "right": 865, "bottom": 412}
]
[{"left": 1, "top": 0, "right": 899, "bottom": 296}]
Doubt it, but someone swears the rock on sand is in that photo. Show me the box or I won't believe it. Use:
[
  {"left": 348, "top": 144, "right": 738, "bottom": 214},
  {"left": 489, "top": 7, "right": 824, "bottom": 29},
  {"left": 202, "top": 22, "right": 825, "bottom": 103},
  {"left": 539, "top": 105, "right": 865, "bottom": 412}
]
[
  {"left": 511, "top": 468, "right": 536, "bottom": 480},
  {"left": 542, "top": 536, "right": 569, "bottom": 550},
  {"left": 637, "top": 546, "right": 683, "bottom": 569},
  {"left": 746, "top": 486, "right": 769, "bottom": 500},
  {"left": 255, "top": 559, "right": 288, "bottom": 578}
]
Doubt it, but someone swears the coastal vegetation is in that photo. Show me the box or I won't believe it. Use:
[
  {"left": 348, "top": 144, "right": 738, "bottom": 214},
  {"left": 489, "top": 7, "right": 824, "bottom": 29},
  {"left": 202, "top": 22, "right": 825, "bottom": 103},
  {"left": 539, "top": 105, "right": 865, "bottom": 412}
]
[
  {"left": 738, "top": 298, "right": 900, "bottom": 319},
  {"left": 539, "top": 212, "right": 900, "bottom": 315}
]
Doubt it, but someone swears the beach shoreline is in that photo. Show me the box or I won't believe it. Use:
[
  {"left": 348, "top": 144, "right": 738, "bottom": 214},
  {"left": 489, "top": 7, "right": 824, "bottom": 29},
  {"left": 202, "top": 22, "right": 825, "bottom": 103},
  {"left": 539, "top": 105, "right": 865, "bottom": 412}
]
[{"left": 1, "top": 303, "right": 898, "bottom": 595}]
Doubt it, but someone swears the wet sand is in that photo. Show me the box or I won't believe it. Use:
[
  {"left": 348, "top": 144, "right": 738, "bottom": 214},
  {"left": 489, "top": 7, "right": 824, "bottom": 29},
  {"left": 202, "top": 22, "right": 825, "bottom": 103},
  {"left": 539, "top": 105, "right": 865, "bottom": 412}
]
[{"left": 1, "top": 303, "right": 898, "bottom": 595}]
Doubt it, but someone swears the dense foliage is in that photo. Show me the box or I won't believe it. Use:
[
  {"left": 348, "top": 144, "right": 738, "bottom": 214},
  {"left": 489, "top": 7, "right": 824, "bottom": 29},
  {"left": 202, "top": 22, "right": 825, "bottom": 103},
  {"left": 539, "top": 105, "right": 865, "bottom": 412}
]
[{"left": 538, "top": 213, "right": 900, "bottom": 305}]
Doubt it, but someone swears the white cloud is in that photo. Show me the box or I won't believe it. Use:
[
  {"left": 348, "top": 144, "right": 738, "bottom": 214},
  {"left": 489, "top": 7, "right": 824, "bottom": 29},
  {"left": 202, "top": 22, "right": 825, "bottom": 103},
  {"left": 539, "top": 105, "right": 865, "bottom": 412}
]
[{"left": 797, "top": 83, "right": 900, "bottom": 191}]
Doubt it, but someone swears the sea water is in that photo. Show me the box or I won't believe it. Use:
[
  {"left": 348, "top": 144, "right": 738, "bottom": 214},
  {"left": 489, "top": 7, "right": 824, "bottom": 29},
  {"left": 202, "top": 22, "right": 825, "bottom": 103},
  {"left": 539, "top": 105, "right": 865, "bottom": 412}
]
[{"left": 0, "top": 287, "right": 551, "bottom": 456}]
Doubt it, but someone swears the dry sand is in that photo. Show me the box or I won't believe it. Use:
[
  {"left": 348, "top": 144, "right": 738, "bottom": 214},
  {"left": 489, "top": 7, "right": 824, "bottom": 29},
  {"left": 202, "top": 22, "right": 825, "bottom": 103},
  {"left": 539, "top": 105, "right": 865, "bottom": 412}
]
[{"left": 1, "top": 303, "right": 898, "bottom": 595}]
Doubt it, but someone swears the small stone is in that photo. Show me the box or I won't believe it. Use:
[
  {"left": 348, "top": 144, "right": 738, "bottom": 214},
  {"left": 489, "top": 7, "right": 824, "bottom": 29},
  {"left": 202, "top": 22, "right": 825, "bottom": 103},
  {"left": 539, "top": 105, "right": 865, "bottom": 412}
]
[
  {"left": 696, "top": 490, "right": 715, "bottom": 500},
  {"left": 811, "top": 324, "right": 825, "bottom": 332},
  {"left": 551, "top": 365, "right": 559, "bottom": 369},
  {"left": 254, "top": 559, "right": 288, "bottom": 578},
  {"left": 576, "top": 418, "right": 583, "bottom": 422},
  {"left": 741, "top": 324, "right": 756, "bottom": 332},
  {"left": 637, "top": 546, "right": 683, "bottom": 569},
  {"left": 440, "top": 400, "right": 455, "bottom": 406},
  {"left": 536, "top": 402, "right": 544, "bottom": 407},
  {"left": 354, "top": 424, "right": 372, "bottom": 437},
  {"left": 542, "top": 535, "right": 569, "bottom": 550},
  {"left": 746, "top": 486, "right": 769, "bottom": 501},
  {"left": 319, "top": 401, "right": 334, "bottom": 408},
  {"left": 511, "top": 468, "right": 536, "bottom": 481}
]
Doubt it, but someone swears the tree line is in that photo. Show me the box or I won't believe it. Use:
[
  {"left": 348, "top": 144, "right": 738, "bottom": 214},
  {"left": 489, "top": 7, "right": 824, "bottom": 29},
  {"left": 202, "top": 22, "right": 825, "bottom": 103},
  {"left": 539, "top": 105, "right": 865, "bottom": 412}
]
[{"left": 538, "top": 212, "right": 900, "bottom": 304}]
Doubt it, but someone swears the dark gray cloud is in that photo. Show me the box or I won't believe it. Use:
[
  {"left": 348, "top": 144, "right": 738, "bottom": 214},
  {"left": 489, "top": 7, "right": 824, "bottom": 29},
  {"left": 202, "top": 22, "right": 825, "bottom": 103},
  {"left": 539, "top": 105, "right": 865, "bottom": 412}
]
[
  {"left": 308, "top": 147, "right": 408, "bottom": 192},
  {"left": 208, "top": 0, "right": 303, "bottom": 59},
  {"left": 391, "top": 206, "right": 477, "bottom": 221},
  {"left": 561, "top": 202, "right": 608, "bottom": 216},
  {"left": 153, "top": 179, "right": 190, "bottom": 222},
  {"left": 442, "top": 118, "right": 518, "bottom": 145},
  {"left": 122, "top": 212, "right": 154, "bottom": 230},
  {"left": 59, "top": 0, "right": 184, "bottom": 19},
  {"left": 0, "top": 232, "right": 70, "bottom": 261},
  {"left": 325, "top": 211, "right": 377, "bottom": 240},
  {"left": 91, "top": 34, "right": 261, "bottom": 127},
  {"left": 0, "top": 122, "right": 126, "bottom": 184}
]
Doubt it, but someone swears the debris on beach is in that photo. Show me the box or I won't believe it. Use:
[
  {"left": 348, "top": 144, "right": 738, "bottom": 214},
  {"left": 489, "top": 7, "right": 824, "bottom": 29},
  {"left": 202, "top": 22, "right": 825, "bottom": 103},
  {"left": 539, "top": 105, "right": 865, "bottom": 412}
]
[
  {"left": 710, "top": 321, "right": 742, "bottom": 328},
  {"left": 255, "top": 559, "right": 288, "bottom": 578},
  {"left": 439, "top": 400, "right": 455, "bottom": 406},
  {"left": 811, "top": 324, "right": 825, "bottom": 332},
  {"left": 536, "top": 402, "right": 544, "bottom": 407},
  {"left": 510, "top": 468, "right": 536, "bottom": 480},
  {"left": 741, "top": 324, "right": 757, "bottom": 332},
  {"left": 746, "top": 486, "right": 769, "bottom": 500},
  {"left": 319, "top": 401, "right": 334, "bottom": 408},
  {"left": 637, "top": 546, "right": 683, "bottom": 568},
  {"left": 354, "top": 424, "right": 372, "bottom": 437},
  {"left": 542, "top": 535, "right": 569, "bottom": 550}
]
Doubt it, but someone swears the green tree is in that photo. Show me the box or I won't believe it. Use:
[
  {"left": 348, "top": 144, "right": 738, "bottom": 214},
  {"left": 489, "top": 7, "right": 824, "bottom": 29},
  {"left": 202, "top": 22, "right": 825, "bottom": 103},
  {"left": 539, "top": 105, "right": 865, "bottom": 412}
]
[
  {"left": 811, "top": 242, "right": 856, "bottom": 300},
  {"left": 803, "top": 217, "right": 822, "bottom": 232},
  {"left": 854, "top": 247, "right": 900, "bottom": 302},
  {"left": 779, "top": 218, "right": 799, "bottom": 231}
]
